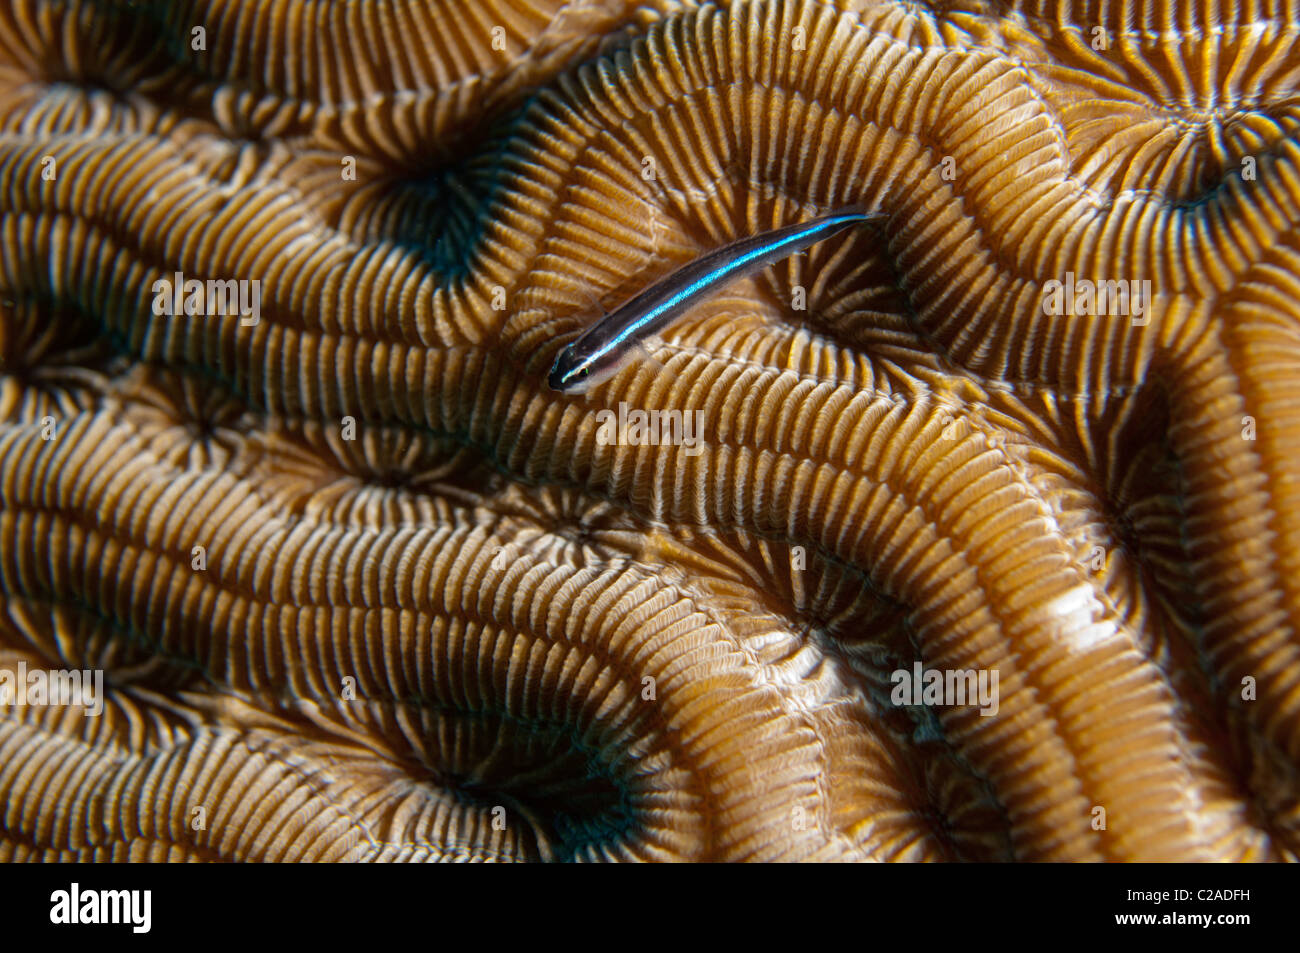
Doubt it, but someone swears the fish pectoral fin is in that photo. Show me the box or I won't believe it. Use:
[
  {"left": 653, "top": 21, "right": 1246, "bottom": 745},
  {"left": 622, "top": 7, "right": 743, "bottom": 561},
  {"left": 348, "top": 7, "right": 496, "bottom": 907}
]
[
  {"left": 577, "top": 284, "right": 610, "bottom": 318},
  {"left": 631, "top": 338, "right": 667, "bottom": 372}
]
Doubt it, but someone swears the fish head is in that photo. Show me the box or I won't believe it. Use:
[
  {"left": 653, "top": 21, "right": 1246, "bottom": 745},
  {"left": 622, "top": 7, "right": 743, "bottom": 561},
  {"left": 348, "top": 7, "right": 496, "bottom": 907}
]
[
  {"left": 547, "top": 343, "right": 624, "bottom": 394},
  {"left": 548, "top": 347, "right": 594, "bottom": 393}
]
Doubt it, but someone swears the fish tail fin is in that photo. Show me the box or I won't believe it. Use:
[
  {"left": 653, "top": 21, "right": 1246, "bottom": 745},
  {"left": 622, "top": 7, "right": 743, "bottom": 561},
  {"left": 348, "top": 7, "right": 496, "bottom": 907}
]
[{"left": 839, "top": 201, "right": 888, "bottom": 222}]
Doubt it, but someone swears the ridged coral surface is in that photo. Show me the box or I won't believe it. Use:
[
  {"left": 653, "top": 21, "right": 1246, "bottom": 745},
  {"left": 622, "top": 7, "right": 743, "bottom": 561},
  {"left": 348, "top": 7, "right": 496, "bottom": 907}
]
[{"left": 0, "top": 0, "right": 1298, "bottom": 861}]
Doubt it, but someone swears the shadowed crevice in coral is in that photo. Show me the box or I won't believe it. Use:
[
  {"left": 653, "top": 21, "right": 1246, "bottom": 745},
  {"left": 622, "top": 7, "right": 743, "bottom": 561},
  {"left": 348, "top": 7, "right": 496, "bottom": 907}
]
[
  {"left": 338, "top": 115, "right": 523, "bottom": 276},
  {"left": 399, "top": 708, "right": 643, "bottom": 862}
]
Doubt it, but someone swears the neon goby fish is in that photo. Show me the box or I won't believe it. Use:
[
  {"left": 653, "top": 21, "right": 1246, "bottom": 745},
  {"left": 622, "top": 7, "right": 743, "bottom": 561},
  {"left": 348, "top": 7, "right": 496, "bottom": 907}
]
[{"left": 547, "top": 204, "right": 881, "bottom": 393}]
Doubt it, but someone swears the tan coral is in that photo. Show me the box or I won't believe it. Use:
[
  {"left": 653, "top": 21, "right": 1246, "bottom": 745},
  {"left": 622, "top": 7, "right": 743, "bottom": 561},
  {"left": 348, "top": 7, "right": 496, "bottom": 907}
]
[{"left": 0, "top": 0, "right": 1297, "bottom": 861}]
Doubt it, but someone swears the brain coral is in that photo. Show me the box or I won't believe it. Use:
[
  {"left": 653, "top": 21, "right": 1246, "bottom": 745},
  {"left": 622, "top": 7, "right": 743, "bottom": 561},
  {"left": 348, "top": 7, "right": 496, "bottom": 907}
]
[{"left": 0, "top": 0, "right": 1298, "bottom": 862}]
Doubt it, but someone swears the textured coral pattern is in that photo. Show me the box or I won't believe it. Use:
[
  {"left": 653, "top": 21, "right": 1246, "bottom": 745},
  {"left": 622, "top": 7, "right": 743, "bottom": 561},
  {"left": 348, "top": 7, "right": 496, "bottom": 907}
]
[{"left": 0, "top": 0, "right": 1298, "bottom": 861}]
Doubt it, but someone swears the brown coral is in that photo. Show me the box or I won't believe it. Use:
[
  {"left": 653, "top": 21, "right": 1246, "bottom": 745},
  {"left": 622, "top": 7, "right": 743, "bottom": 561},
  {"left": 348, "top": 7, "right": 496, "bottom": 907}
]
[{"left": 0, "top": 0, "right": 1297, "bottom": 861}]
